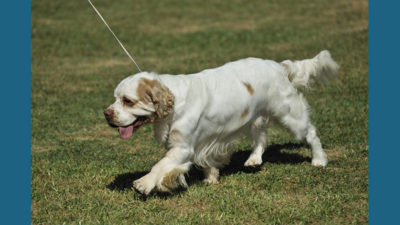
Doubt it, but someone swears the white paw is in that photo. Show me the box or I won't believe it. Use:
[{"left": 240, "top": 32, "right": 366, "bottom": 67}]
[
  {"left": 203, "top": 177, "right": 219, "bottom": 185},
  {"left": 244, "top": 155, "right": 262, "bottom": 167},
  {"left": 133, "top": 175, "right": 156, "bottom": 195},
  {"left": 311, "top": 157, "right": 328, "bottom": 167}
]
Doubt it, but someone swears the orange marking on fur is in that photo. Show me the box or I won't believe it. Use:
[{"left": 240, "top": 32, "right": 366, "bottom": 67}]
[
  {"left": 160, "top": 168, "right": 184, "bottom": 192},
  {"left": 280, "top": 62, "right": 295, "bottom": 81},
  {"left": 136, "top": 78, "right": 175, "bottom": 119},
  {"left": 242, "top": 82, "right": 254, "bottom": 95},
  {"left": 169, "top": 129, "right": 183, "bottom": 144},
  {"left": 241, "top": 107, "right": 249, "bottom": 119}
]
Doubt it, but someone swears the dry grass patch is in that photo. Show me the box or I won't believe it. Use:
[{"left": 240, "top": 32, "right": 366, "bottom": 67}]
[
  {"left": 31, "top": 144, "right": 53, "bottom": 153},
  {"left": 62, "top": 124, "right": 118, "bottom": 141}
]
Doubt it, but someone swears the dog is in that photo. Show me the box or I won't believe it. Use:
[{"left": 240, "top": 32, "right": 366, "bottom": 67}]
[{"left": 104, "top": 50, "right": 339, "bottom": 195}]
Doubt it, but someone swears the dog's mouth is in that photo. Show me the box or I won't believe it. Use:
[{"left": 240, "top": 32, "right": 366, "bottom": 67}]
[{"left": 118, "top": 116, "right": 150, "bottom": 139}]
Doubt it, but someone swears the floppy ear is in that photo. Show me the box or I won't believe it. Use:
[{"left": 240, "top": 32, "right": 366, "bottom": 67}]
[
  {"left": 149, "top": 80, "right": 174, "bottom": 118},
  {"left": 138, "top": 78, "right": 174, "bottom": 119}
]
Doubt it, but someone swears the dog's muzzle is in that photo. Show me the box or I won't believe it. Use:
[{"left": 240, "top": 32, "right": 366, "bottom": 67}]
[{"left": 103, "top": 108, "right": 114, "bottom": 123}]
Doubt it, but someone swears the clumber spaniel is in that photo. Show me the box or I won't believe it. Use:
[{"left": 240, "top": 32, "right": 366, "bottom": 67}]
[{"left": 104, "top": 50, "right": 339, "bottom": 195}]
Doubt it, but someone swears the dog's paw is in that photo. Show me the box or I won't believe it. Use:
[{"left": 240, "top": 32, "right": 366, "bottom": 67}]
[
  {"left": 157, "top": 168, "right": 187, "bottom": 192},
  {"left": 203, "top": 177, "right": 219, "bottom": 185},
  {"left": 203, "top": 167, "right": 219, "bottom": 185},
  {"left": 133, "top": 175, "right": 156, "bottom": 195},
  {"left": 311, "top": 157, "right": 328, "bottom": 167},
  {"left": 244, "top": 155, "right": 263, "bottom": 167}
]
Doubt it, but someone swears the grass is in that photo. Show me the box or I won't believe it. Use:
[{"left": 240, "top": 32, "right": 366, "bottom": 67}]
[{"left": 31, "top": 0, "right": 368, "bottom": 224}]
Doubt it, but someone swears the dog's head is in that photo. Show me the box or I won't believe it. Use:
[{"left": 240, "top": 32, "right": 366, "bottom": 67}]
[{"left": 104, "top": 72, "right": 174, "bottom": 139}]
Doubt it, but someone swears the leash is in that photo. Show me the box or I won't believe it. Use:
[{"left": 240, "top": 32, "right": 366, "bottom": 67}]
[{"left": 87, "top": 0, "right": 142, "bottom": 72}]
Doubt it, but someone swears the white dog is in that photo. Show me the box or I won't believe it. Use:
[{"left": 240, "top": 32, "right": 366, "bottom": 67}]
[{"left": 104, "top": 50, "right": 339, "bottom": 195}]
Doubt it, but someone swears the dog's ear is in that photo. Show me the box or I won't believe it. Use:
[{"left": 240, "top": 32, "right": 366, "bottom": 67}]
[
  {"left": 149, "top": 80, "right": 174, "bottom": 119},
  {"left": 137, "top": 78, "right": 174, "bottom": 119}
]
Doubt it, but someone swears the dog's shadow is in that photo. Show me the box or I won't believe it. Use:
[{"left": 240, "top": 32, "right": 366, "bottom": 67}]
[{"left": 106, "top": 142, "right": 310, "bottom": 198}]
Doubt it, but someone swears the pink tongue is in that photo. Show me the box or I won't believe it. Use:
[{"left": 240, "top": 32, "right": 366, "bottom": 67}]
[{"left": 118, "top": 125, "right": 134, "bottom": 139}]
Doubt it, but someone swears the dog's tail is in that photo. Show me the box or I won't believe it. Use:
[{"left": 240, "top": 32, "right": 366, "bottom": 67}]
[{"left": 280, "top": 50, "right": 339, "bottom": 89}]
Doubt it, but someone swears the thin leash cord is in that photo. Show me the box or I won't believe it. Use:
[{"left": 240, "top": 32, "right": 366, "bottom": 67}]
[{"left": 87, "top": 0, "right": 142, "bottom": 72}]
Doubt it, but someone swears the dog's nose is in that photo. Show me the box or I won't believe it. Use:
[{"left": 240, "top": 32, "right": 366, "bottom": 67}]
[{"left": 103, "top": 109, "right": 114, "bottom": 120}]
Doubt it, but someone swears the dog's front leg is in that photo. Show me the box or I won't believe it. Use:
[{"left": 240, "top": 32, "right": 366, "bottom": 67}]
[{"left": 133, "top": 147, "right": 193, "bottom": 195}]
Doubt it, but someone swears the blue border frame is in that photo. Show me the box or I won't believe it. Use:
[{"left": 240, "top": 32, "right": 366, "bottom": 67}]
[
  {"left": 369, "top": 0, "right": 400, "bottom": 224},
  {"left": 0, "top": 0, "right": 31, "bottom": 223}
]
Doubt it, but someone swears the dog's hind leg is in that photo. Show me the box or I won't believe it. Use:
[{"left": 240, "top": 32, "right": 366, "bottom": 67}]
[
  {"left": 276, "top": 94, "right": 328, "bottom": 167},
  {"left": 305, "top": 123, "right": 328, "bottom": 166},
  {"left": 285, "top": 119, "right": 328, "bottom": 167},
  {"left": 244, "top": 116, "right": 269, "bottom": 167}
]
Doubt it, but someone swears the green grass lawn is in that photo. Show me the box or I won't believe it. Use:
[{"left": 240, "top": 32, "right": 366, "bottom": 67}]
[{"left": 31, "top": 0, "right": 368, "bottom": 224}]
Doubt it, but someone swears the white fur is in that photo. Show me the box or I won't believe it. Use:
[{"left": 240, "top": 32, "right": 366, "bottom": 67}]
[{"left": 106, "top": 50, "right": 339, "bottom": 195}]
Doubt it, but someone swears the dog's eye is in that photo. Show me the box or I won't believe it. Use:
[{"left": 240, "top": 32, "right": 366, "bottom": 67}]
[{"left": 122, "top": 97, "right": 135, "bottom": 106}]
